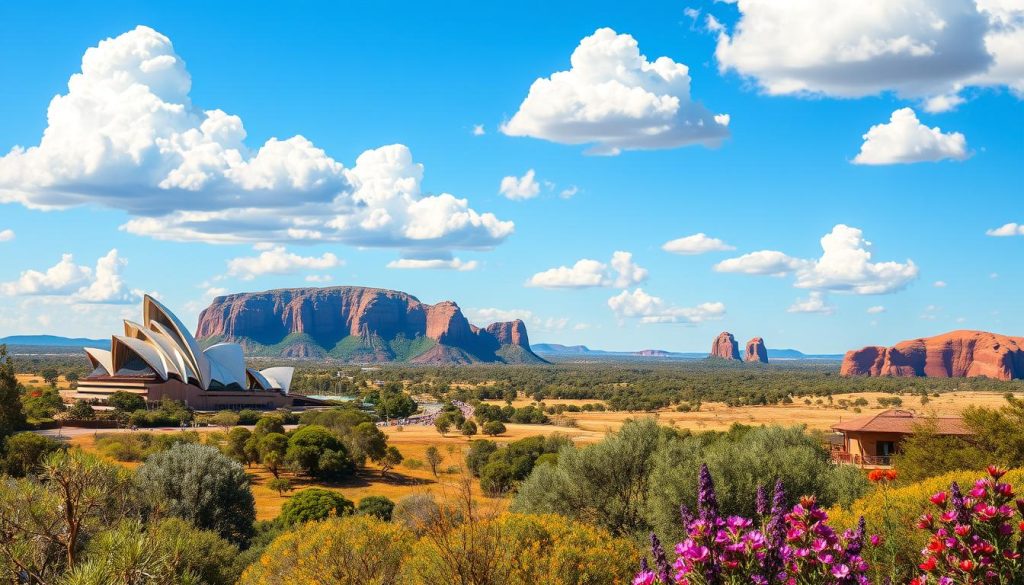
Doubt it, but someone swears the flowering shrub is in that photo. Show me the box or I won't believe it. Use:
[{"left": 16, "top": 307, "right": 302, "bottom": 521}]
[
  {"left": 637, "top": 464, "right": 871, "bottom": 584},
  {"left": 910, "top": 465, "right": 1024, "bottom": 584}
]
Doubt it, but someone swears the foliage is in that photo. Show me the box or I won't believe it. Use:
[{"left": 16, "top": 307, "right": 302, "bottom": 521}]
[
  {"left": 20, "top": 387, "right": 64, "bottom": 420},
  {"left": 267, "top": 477, "right": 293, "bottom": 497},
  {"left": 223, "top": 426, "right": 253, "bottom": 464},
  {"left": 460, "top": 419, "right": 478, "bottom": 436},
  {"left": 259, "top": 432, "right": 289, "bottom": 477},
  {"left": 1, "top": 431, "right": 65, "bottom": 476},
  {"left": 829, "top": 468, "right": 1024, "bottom": 583},
  {"left": 348, "top": 421, "right": 388, "bottom": 466},
  {"left": 512, "top": 418, "right": 665, "bottom": 536},
  {"left": 0, "top": 450, "right": 136, "bottom": 582},
  {"left": 60, "top": 518, "right": 241, "bottom": 585},
  {"left": 285, "top": 424, "right": 354, "bottom": 480},
  {"left": 392, "top": 494, "right": 442, "bottom": 535},
  {"left": 95, "top": 430, "right": 201, "bottom": 462},
  {"left": 358, "top": 495, "right": 395, "bottom": 521},
  {"left": 962, "top": 396, "right": 1024, "bottom": 468},
  {"left": 238, "top": 515, "right": 414, "bottom": 585},
  {"left": 210, "top": 410, "right": 240, "bottom": 428},
  {"left": 106, "top": 391, "right": 146, "bottom": 414},
  {"left": 910, "top": 466, "right": 1024, "bottom": 584},
  {"left": 68, "top": 399, "right": 96, "bottom": 419},
  {"left": 893, "top": 417, "right": 987, "bottom": 483},
  {"left": 135, "top": 443, "right": 255, "bottom": 544},
  {"left": 637, "top": 465, "right": 869, "bottom": 585},
  {"left": 279, "top": 489, "right": 354, "bottom": 526},
  {"left": 379, "top": 445, "right": 403, "bottom": 476},
  {"left": 647, "top": 424, "right": 869, "bottom": 542},
  {"left": 127, "top": 398, "right": 193, "bottom": 427},
  {"left": 236, "top": 409, "right": 262, "bottom": 425},
  {"left": 371, "top": 387, "right": 418, "bottom": 420},
  {"left": 482, "top": 420, "right": 506, "bottom": 436},
  {"left": 425, "top": 445, "right": 443, "bottom": 476}
]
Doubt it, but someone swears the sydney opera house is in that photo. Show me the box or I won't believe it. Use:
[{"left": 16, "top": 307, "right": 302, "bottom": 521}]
[{"left": 73, "top": 296, "right": 317, "bottom": 410}]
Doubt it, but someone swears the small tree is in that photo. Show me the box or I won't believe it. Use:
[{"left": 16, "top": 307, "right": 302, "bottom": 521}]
[
  {"left": 41, "top": 369, "right": 60, "bottom": 388},
  {"left": 425, "top": 445, "right": 444, "bottom": 477},
  {"left": 135, "top": 443, "right": 256, "bottom": 544},
  {"left": 68, "top": 399, "right": 95, "bottom": 420},
  {"left": 380, "top": 446, "right": 403, "bottom": 477},
  {"left": 266, "top": 477, "right": 293, "bottom": 497},
  {"left": 358, "top": 495, "right": 395, "bottom": 521},
  {"left": 0, "top": 345, "right": 27, "bottom": 441},
  {"left": 435, "top": 414, "right": 452, "bottom": 436},
  {"left": 224, "top": 426, "right": 253, "bottom": 464},
  {"left": 460, "top": 420, "right": 478, "bottom": 436},
  {"left": 279, "top": 489, "right": 354, "bottom": 526},
  {"left": 1, "top": 432, "right": 65, "bottom": 477},
  {"left": 482, "top": 420, "right": 506, "bottom": 436},
  {"left": 107, "top": 391, "right": 146, "bottom": 414},
  {"left": 258, "top": 432, "right": 289, "bottom": 478},
  {"left": 211, "top": 410, "right": 240, "bottom": 429}
]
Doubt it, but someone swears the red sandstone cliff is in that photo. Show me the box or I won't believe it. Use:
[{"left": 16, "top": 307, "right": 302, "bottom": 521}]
[
  {"left": 196, "top": 286, "right": 544, "bottom": 364},
  {"left": 745, "top": 337, "right": 769, "bottom": 364},
  {"left": 710, "top": 332, "right": 741, "bottom": 360},
  {"left": 840, "top": 330, "right": 1024, "bottom": 381}
]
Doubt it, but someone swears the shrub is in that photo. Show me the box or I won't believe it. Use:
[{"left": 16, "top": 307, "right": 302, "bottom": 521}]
[
  {"left": 392, "top": 494, "right": 441, "bottom": 535},
  {"left": 460, "top": 419, "right": 478, "bottom": 436},
  {"left": 236, "top": 409, "right": 262, "bottom": 425},
  {"left": 285, "top": 425, "right": 353, "bottom": 480},
  {"left": 20, "top": 387, "right": 64, "bottom": 420},
  {"left": 106, "top": 391, "right": 145, "bottom": 413},
  {"left": 210, "top": 410, "right": 240, "bottom": 428},
  {"left": 358, "top": 495, "right": 395, "bottom": 521},
  {"left": 266, "top": 477, "right": 293, "bottom": 497},
  {"left": 239, "top": 515, "right": 413, "bottom": 584},
  {"left": 280, "top": 488, "right": 354, "bottom": 526},
  {"left": 1, "top": 431, "right": 64, "bottom": 476},
  {"left": 95, "top": 430, "right": 200, "bottom": 462},
  {"left": 68, "top": 399, "right": 95, "bottom": 419},
  {"left": 136, "top": 443, "right": 256, "bottom": 544},
  {"left": 482, "top": 420, "right": 506, "bottom": 436}
]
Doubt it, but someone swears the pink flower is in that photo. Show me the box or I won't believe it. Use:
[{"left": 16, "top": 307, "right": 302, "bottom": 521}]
[{"left": 632, "top": 571, "right": 656, "bottom": 585}]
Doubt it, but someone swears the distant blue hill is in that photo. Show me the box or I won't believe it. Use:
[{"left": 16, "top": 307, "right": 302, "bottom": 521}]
[{"left": 0, "top": 335, "right": 109, "bottom": 349}]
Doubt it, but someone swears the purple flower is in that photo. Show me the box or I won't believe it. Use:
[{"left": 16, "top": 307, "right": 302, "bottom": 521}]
[
  {"left": 697, "top": 463, "right": 719, "bottom": 521},
  {"left": 649, "top": 532, "right": 670, "bottom": 584},
  {"left": 756, "top": 483, "right": 768, "bottom": 517}
]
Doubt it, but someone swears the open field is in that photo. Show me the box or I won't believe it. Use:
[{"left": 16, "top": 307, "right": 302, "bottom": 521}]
[
  {"left": 65, "top": 421, "right": 595, "bottom": 520},
  {"left": 16, "top": 373, "right": 73, "bottom": 390}
]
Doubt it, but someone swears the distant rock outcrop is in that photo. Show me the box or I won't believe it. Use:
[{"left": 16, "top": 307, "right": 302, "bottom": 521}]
[
  {"left": 710, "top": 332, "right": 742, "bottom": 360},
  {"left": 745, "top": 337, "right": 769, "bottom": 363},
  {"left": 840, "top": 330, "right": 1024, "bottom": 381},
  {"left": 196, "top": 286, "right": 546, "bottom": 364}
]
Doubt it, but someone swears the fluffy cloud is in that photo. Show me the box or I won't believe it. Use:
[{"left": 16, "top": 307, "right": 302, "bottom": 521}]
[
  {"left": 608, "top": 288, "right": 726, "bottom": 324},
  {"left": 853, "top": 108, "right": 969, "bottom": 165},
  {"left": 502, "top": 27, "right": 730, "bottom": 155},
  {"left": 464, "top": 307, "right": 570, "bottom": 332},
  {"left": 714, "top": 250, "right": 805, "bottom": 276},
  {"left": 499, "top": 169, "right": 541, "bottom": 200},
  {"left": 559, "top": 186, "right": 580, "bottom": 198},
  {"left": 714, "top": 0, "right": 1023, "bottom": 104},
  {"left": 386, "top": 258, "right": 478, "bottom": 271},
  {"left": 716, "top": 225, "right": 918, "bottom": 295},
  {"left": 527, "top": 251, "right": 648, "bottom": 288},
  {"left": 986, "top": 222, "right": 1024, "bottom": 236},
  {"left": 1, "top": 249, "right": 142, "bottom": 303},
  {"left": 0, "top": 26, "right": 512, "bottom": 256},
  {"left": 0, "top": 229, "right": 13, "bottom": 242},
  {"left": 225, "top": 245, "right": 342, "bottom": 280},
  {"left": 662, "top": 233, "right": 735, "bottom": 255},
  {"left": 867, "top": 305, "right": 886, "bottom": 314},
  {"left": 787, "top": 292, "right": 836, "bottom": 315},
  {"left": 472, "top": 124, "right": 485, "bottom": 136}
]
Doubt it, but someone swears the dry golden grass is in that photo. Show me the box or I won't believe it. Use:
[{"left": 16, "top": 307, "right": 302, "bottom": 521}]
[
  {"left": 17, "top": 373, "right": 72, "bottom": 389},
  {"left": 63, "top": 389, "right": 1018, "bottom": 520}
]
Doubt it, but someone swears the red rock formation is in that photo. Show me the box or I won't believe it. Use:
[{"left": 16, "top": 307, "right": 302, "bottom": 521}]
[
  {"left": 841, "top": 330, "right": 1024, "bottom": 381},
  {"left": 710, "top": 332, "right": 741, "bottom": 360},
  {"left": 196, "top": 286, "right": 544, "bottom": 364},
  {"left": 745, "top": 337, "right": 768, "bottom": 363}
]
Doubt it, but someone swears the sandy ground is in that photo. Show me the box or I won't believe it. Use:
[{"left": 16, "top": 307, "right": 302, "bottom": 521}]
[{"left": 17, "top": 373, "right": 73, "bottom": 390}]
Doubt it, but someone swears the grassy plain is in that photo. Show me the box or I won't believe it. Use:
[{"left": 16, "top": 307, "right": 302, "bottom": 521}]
[{"left": 64, "top": 389, "right": 1018, "bottom": 520}]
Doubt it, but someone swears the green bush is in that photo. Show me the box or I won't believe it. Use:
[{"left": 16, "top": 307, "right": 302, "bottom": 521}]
[
  {"left": 357, "top": 495, "right": 395, "bottom": 520},
  {"left": 280, "top": 488, "right": 354, "bottom": 526}
]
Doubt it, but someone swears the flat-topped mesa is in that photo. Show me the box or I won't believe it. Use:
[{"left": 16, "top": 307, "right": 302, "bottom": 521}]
[
  {"left": 710, "top": 331, "right": 741, "bottom": 360},
  {"left": 195, "top": 286, "right": 546, "bottom": 364},
  {"left": 840, "top": 330, "right": 1024, "bottom": 381},
  {"left": 745, "top": 337, "right": 769, "bottom": 363}
]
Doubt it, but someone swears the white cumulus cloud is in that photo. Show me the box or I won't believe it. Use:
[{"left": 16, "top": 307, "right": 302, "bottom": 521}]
[
  {"left": 608, "top": 288, "right": 726, "bottom": 324},
  {"left": 717, "top": 224, "right": 919, "bottom": 295},
  {"left": 0, "top": 229, "right": 13, "bottom": 242},
  {"left": 787, "top": 292, "right": 836, "bottom": 315},
  {"left": 502, "top": 27, "right": 730, "bottom": 155},
  {"left": 225, "top": 245, "right": 342, "bottom": 280},
  {"left": 0, "top": 26, "right": 512, "bottom": 257},
  {"left": 464, "top": 307, "right": 570, "bottom": 332},
  {"left": 714, "top": 0, "right": 1023, "bottom": 104},
  {"left": 1, "top": 249, "right": 142, "bottom": 303},
  {"left": 853, "top": 108, "right": 969, "bottom": 165},
  {"left": 987, "top": 222, "right": 1024, "bottom": 236},
  {"left": 527, "top": 251, "right": 648, "bottom": 288},
  {"left": 386, "top": 258, "right": 478, "bottom": 271},
  {"left": 499, "top": 169, "right": 541, "bottom": 200},
  {"left": 662, "top": 233, "right": 735, "bottom": 255}
]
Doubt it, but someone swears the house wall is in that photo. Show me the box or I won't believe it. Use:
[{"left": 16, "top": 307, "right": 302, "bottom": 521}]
[{"left": 845, "top": 431, "right": 908, "bottom": 462}]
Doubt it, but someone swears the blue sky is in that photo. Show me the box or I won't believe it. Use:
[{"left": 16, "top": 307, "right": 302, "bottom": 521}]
[{"left": 0, "top": 0, "right": 1021, "bottom": 353}]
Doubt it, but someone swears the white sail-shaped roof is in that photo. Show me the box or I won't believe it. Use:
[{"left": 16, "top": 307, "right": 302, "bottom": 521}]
[
  {"left": 143, "top": 295, "right": 211, "bottom": 389},
  {"left": 260, "top": 367, "right": 294, "bottom": 394},
  {"left": 112, "top": 336, "right": 170, "bottom": 380},
  {"left": 84, "top": 348, "right": 114, "bottom": 375},
  {"left": 205, "top": 343, "right": 247, "bottom": 388}
]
